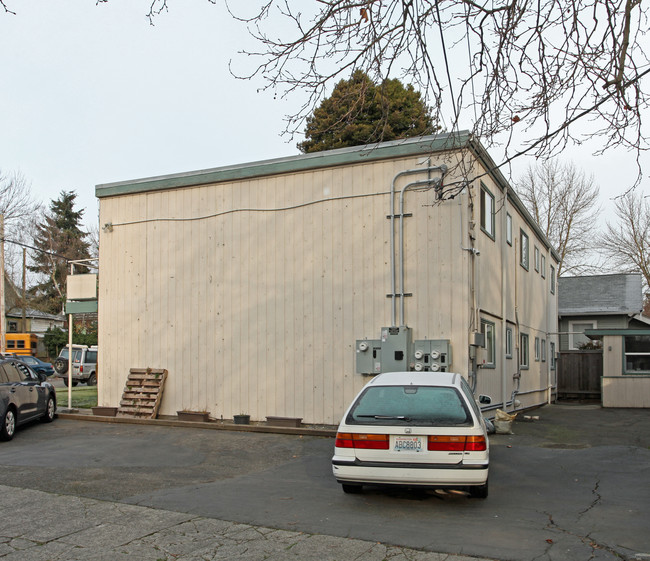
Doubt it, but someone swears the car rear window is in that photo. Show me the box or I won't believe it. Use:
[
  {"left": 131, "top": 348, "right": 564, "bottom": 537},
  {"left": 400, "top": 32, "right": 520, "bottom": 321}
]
[{"left": 346, "top": 385, "right": 471, "bottom": 426}]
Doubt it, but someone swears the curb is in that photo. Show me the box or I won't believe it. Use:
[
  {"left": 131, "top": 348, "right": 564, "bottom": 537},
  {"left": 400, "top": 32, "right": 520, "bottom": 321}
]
[{"left": 56, "top": 411, "right": 338, "bottom": 437}]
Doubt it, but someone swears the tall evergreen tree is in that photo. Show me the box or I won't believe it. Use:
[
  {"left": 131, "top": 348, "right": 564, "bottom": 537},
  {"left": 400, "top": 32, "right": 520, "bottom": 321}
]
[
  {"left": 29, "top": 191, "right": 90, "bottom": 314},
  {"left": 298, "top": 70, "right": 436, "bottom": 153}
]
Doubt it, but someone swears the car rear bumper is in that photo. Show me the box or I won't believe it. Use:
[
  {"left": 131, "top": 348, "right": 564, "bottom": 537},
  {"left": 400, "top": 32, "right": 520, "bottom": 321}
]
[{"left": 332, "top": 458, "right": 488, "bottom": 486}]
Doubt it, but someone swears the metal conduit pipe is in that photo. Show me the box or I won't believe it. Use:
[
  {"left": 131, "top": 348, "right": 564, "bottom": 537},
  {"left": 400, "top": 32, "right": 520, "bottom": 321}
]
[
  {"left": 389, "top": 165, "right": 447, "bottom": 326},
  {"left": 398, "top": 170, "right": 447, "bottom": 326}
]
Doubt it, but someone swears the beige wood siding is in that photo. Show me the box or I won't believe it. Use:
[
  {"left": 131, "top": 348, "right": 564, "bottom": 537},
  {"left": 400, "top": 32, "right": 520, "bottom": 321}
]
[{"left": 97, "top": 148, "right": 558, "bottom": 423}]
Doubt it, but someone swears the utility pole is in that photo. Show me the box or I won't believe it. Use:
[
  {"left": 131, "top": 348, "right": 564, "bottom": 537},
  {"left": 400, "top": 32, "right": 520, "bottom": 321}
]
[{"left": 22, "top": 247, "right": 26, "bottom": 332}]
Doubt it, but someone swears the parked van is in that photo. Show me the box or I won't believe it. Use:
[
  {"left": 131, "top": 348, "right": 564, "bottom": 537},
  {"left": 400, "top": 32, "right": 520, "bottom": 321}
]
[
  {"left": 4, "top": 334, "right": 38, "bottom": 356},
  {"left": 53, "top": 344, "right": 98, "bottom": 386}
]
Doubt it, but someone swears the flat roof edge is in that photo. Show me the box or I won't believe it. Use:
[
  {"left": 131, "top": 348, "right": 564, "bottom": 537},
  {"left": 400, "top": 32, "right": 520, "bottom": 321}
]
[{"left": 95, "top": 132, "right": 471, "bottom": 198}]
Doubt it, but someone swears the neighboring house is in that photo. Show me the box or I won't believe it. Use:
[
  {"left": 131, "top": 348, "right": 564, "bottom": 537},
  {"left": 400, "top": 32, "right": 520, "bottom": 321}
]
[
  {"left": 558, "top": 273, "right": 650, "bottom": 407},
  {"left": 2, "top": 274, "right": 65, "bottom": 358},
  {"left": 558, "top": 274, "right": 649, "bottom": 350},
  {"left": 95, "top": 132, "right": 560, "bottom": 424}
]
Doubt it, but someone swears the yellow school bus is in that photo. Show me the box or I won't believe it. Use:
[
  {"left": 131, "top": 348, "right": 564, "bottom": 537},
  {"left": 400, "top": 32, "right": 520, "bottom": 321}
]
[{"left": 4, "top": 333, "right": 38, "bottom": 356}]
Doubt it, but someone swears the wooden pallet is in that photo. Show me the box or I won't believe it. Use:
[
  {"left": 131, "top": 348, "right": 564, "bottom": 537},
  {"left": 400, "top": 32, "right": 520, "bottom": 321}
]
[{"left": 117, "top": 368, "right": 168, "bottom": 419}]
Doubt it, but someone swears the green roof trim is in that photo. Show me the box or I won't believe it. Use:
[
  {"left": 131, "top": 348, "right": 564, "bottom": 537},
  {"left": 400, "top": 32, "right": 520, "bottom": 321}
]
[
  {"left": 96, "top": 132, "right": 471, "bottom": 199},
  {"left": 94, "top": 130, "right": 560, "bottom": 262}
]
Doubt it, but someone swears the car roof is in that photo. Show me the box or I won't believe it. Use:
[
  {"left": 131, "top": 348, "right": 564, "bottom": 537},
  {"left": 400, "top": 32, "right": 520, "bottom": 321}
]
[{"left": 365, "top": 371, "right": 464, "bottom": 388}]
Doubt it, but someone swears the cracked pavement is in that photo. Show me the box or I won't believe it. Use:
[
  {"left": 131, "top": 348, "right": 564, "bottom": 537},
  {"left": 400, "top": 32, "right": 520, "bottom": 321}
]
[{"left": 1, "top": 404, "right": 649, "bottom": 561}]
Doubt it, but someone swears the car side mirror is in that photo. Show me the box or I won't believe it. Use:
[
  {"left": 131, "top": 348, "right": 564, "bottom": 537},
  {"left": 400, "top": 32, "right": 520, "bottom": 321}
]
[{"left": 478, "top": 395, "right": 492, "bottom": 405}]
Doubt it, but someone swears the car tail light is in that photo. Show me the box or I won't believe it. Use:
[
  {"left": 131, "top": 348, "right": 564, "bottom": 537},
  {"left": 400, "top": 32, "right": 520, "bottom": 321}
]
[
  {"left": 79, "top": 365, "right": 84, "bottom": 373},
  {"left": 428, "top": 435, "right": 487, "bottom": 452},
  {"left": 335, "top": 433, "right": 389, "bottom": 450}
]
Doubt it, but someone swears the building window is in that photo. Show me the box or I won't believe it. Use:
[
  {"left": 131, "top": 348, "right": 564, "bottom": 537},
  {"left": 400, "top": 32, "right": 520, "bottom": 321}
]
[
  {"left": 569, "top": 321, "right": 596, "bottom": 349},
  {"left": 520, "top": 333, "right": 529, "bottom": 369},
  {"left": 535, "top": 337, "right": 540, "bottom": 361},
  {"left": 541, "top": 255, "right": 546, "bottom": 279},
  {"left": 481, "top": 319, "right": 496, "bottom": 367},
  {"left": 550, "top": 342, "right": 556, "bottom": 370},
  {"left": 541, "top": 339, "right": 547, "bottom": 362},
  {"left": 506, "top": 327, "right": 513, "bottom": 359},
  {"left": 8, "top": 321, "right": 18, "bottom": 332},
  {"left": 624, "top": 335, "right": 650, "bottom": 374},
  {"left": 506, "top": 213, "right": 512, "bottom": 245},
  {"left": 534, "top": 246, "right": 540, "bottom": 272},
  {"left": 520, "top": 230, "right": 529, "bottom": 270},
  {"left": 550, "top": 265, "right": 556, "bottom": 294},
  {"left": 480, "top": 184, "right": 495, "bottom": 239}
]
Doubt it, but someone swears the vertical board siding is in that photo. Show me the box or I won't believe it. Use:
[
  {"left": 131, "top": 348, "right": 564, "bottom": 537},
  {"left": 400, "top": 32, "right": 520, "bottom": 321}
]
[{"left": 98, "top": 153, "right": 556, "bottom": 423}]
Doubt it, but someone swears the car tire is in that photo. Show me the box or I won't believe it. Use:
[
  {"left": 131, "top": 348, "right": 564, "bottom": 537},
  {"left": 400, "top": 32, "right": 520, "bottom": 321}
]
[
  {"left": 63, "top": 379, "right": 78, "bottom": 387},
  {"left": 1, "top": 408, "right": 16, "bottom": 441},
  {"left": 54, "top": 358, "right": 68, "bottom": 374},
  {"left": 469, "top": 480, "right": 488, "bottom": 499},
  {"left": 41, "top": 396, "right": 56, "bottom": 423},
  {"left": 341, "top": 484, "right": 363, "bottom": 494},
  {"left": 86, "top": 373, "right": 97, "bottom": 386}
]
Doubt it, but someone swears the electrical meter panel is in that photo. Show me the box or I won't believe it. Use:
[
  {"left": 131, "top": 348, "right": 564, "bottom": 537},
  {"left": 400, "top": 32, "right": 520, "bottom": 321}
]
[
  {"left": 412, "top": 339, "right": 452, "bottom": 372},
  {"left": 355, "top": 339, "right": 382, "bottom": 374},
  {"left": 356, "top": 329, "right": 452, "bottom": 375}
]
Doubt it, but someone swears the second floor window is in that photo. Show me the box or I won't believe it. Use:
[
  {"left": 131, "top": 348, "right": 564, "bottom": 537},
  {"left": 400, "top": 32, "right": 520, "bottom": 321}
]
[
  {"left": 520, "top": 230, "right": 529, "bottom": 270},
  {"left": 480, "top": 184, "right": 495, "bottom": 239}
]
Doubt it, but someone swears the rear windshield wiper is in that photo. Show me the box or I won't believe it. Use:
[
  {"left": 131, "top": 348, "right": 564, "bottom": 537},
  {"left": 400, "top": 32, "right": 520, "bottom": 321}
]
[{"left": 356, "top": 415, "right": 411, "bottom": 421}]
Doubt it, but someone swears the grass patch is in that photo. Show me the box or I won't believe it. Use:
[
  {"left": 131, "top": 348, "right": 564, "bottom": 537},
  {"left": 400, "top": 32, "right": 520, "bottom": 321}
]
[{"left": 55, "top": 386, "right": 98, "bottom": 409}]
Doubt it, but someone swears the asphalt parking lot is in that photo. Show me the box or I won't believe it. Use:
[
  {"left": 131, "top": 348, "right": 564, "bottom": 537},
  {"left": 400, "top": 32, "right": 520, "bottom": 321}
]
[{"left": 1, "top": 403, "right": 649, "bottom": 561}]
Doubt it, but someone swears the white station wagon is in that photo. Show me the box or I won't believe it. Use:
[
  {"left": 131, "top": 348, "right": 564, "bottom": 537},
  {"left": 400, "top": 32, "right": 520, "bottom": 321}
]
[{"left": 332, "top": 371, "right": 491, "bottom": 498}]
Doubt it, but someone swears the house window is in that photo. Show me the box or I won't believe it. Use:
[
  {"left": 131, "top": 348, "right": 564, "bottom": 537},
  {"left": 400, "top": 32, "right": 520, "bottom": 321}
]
[
  {"left": 8, "top": 321, "right": 18, "bottom": 332},
  {"left": 541, "top": 339, "right": 547, "bottom": 362},
  {"left": 550, "top": 342, "right": 556, "bottom": 370},
  {"left": 624, "top": 335, "right": 650, "bottom": 374},
  {"left": 506, "top": 327, "right": 513, "bottom": 359},
  {"left": 569, "top": 321, "right": 595, "bottom": 349},
  {"left": 480, "top": 184, "right": 495, "bottom": 239},
  {"left": 534, "top": 246, "right": 540, "bottom": 272},
  {"left": 520, "top": 230, "right": 529, "bottom": 270},
  {"left": 481, "top": 319, "right": 496, "bottom": 367},
  {"left": 520, "top": 333, "right": 529, "bottom": 369},
  {"left": 541, "top": 255, "right": 546, "bottom": 279},
  {"left": 506, "top": 213, "right": 512, "bottom": 245},
  {"left": 535, "top": 337, "right": 540, "bottom": 361},
  {"left": 550, "top": 265, "right": 556, "bottom": 294}
]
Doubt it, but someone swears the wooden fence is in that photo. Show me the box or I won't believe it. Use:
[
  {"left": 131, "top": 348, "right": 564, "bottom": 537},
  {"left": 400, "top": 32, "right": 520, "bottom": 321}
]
[{"left": 557, "top": 350, "right": 602, "bottom": 400}]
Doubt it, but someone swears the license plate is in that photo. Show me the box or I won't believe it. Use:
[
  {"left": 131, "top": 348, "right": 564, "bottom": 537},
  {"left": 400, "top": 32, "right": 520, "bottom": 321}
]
[{"left": 392, "top": 435, "right": 424, "bottom": 453}]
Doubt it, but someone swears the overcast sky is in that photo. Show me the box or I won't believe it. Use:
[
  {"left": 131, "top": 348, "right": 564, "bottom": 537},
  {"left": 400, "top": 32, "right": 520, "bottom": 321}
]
[{"left": 1, "top": 0, "right": 648, "bottom": 231}]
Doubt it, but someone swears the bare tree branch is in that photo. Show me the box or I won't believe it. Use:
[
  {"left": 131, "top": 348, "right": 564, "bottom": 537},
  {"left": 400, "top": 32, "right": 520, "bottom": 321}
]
[{"left": 516, "top": 160, "right": 601, "bottom": 277}]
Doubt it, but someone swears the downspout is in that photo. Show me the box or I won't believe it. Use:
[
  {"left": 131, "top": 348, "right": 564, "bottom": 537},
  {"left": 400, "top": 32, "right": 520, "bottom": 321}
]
[
  {"left": 458, "top": 184, "right": 479, "bottom": 391},
  {"left": 501, "top": 187, "right": 509, "bottom": 412}
]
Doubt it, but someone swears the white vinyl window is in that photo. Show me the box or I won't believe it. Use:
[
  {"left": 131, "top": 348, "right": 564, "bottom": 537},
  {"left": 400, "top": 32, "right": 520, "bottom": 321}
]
[
  {"left": 506, "top": 327, "right": 513, "bottom": 359},
  {"left": 480, "top": 184, "right": 495, "bottom": 239},
  {"left": 520, "top": 333, "right": 529, "bottom": 369},
  {"left": 569, "top": 321, "right": 596, "bottom": 349},
  {"left": 520, "top": 230, "right": 529, "bottom": 270},
  {"left": 481, "top": 319, "right": 496, "bottom": 367}
]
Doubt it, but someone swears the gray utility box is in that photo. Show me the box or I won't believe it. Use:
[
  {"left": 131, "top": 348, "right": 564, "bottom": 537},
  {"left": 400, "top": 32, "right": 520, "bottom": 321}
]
[
  {"left": 356, "top": 326, "right": 412, "bottom": 375},
  {"left": 355, "top": 339, "right": 382, "bottom": 374},
  {"left": 356, "top": 327, "right": 452, "bottom": 375},
  {"left": 412, "top": 339, "right": 452, "bottom": 372}
]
